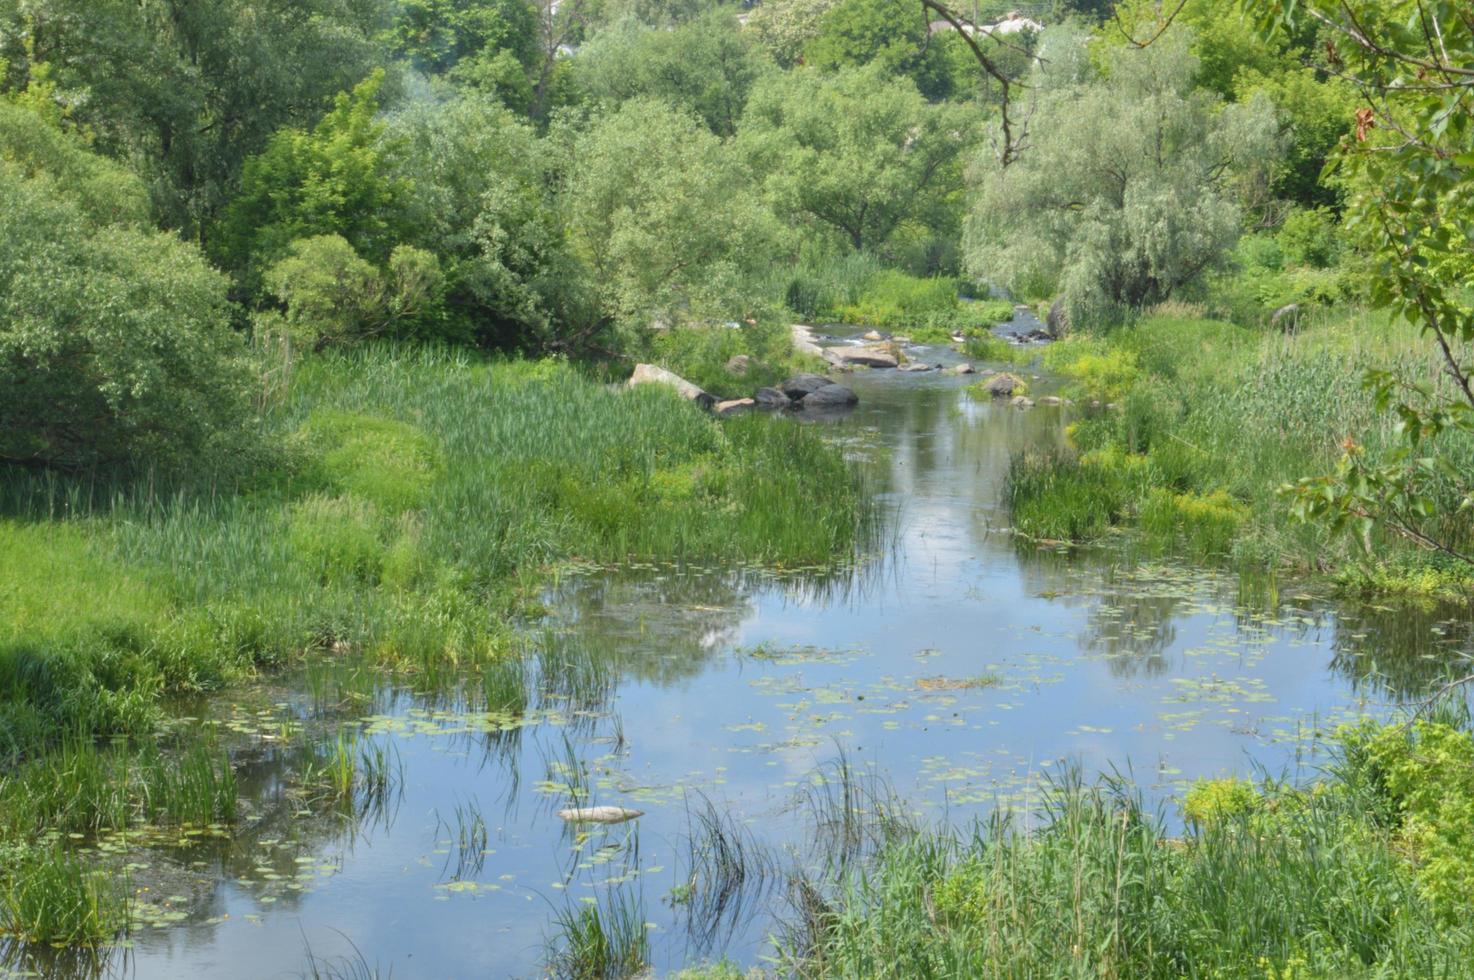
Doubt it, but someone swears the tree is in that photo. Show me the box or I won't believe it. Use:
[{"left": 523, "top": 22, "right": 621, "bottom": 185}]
[
  {"left": 805, "top": 0, "right": 952, "bottom": 99},
  {"left": 0, "top": 0, "right": 389, "bottom": 238},
  {"left": 0, "top": 104, "right": 251, "bottom": 472},
  {"left": 215, "top": 72, "right": 410, "bottom": 297},
  {"left": 566, "top": 98, "right": 775, "bottom": 338},
  {"left": 264, "top": 236, "right": 448, "bottom": 348},
  {"left": 747, "top": 0, "right": 841, "bottom": 68},
  {"left": 387, "top": 94, "right": 590, "bottom": 349},
  {"left": 739, "top": 65, "right": 971, "bottom": 262},
  {"left": 965, "top": 31, "right": 1279, "bottom": 322},
  {"left": 1256, "top": 0, "right": 1474, "bottom": 569},
  {"left": 575, "top": 10, "right": 771, "bottom": 137},
  {"left": 392, "top": 0, "right": 540, "bottom": 77}
]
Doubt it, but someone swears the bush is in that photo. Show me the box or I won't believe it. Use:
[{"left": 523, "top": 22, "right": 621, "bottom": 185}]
[{"left": 0, "top": 162, "right": 255, "bottom": 473}]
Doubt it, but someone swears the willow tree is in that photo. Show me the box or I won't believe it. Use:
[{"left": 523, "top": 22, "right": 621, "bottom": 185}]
[{"left": 964, "top": 30, "right": 1279, "bottom": 324}]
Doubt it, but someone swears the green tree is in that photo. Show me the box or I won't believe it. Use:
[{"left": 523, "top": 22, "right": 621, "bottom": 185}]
[
  {"left": 804, "top": 0, "right": 951, "bottom": 98},
  {"left": 388, "top": 94, "right": 590, "bottom": 349},
  {"left": 0, "top": 0, "right": 389, "bottom": 237},
  {"left": 1257, "top": 0, "right": 1474, "bottom": 568},
  {"left": 739, "top": 65, "right": 970, "bottom": 263},
  {"left": 216, "top": 72, "right": 410, "bottom": 297},
  {"left": 747, "top": 0, "right": 840, "bottom": 68},
  {"left": 0, "top": 105, "right": 251, "bottom": 471},
  {"left": 567, "top": 98, "right": 775, "bottom": 338},
  {"left": 264, "top": 235, "right": 448, "bottom": 348},
  {"left": 965, "top": 31, "right": 1279, "bottom": 321},
  {"left": 575, "top": 10, "right": 771, "bottom": 136},
  {"left": 392, "top": 0, "right": 541, "bottom": 76}
]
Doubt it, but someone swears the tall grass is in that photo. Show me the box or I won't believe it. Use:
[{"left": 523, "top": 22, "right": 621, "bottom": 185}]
[
  {"left": 0, "top": 848, "right": 124, "bottom": 946},
  {"left": 546, "top": 889, "right": 650, "bottom": 980},
  {"left": 1009, "top": 311, "right": 1474, "bottom": 587},
  {"left": 0, "top": 349, "right": 871, "bottom": 763},
  {"left": 780, "top": 728, "right": 1474, "bottom": 977}
]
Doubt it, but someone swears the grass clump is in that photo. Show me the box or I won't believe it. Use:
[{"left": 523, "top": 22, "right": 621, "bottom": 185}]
[
  {"left": 547, "top": 891, "right": 650, "bottom": 980},
  {"left": 0, "top": 847, "right": 126, "bottom": 946},
  {"left": 781, "top": 719, "right": 1474, "bottom": 976}
]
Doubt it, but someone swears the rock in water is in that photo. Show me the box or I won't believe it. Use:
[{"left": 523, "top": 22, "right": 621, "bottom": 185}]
[
  {"left": 557, "top": 806, "right": 645, "bottom": 824},
  {"left": 801, "top": 384, "right": 858, "bottom": 409},
  {"left": 824, "top": 345, "right": 899, "bottom": 369},
  {"left": 791, "top": 324, "right": 825, "bottom": 359},
  {"left": 780, "top": 373, "right": 835, "bottom": 400},
  {"left": 981, "top": 373, "right": 1025, "bottom": 398},
  {"left": 715, "top": 398, "right": 755, "bottom": 417},
  {"left": 628, "top": 364, "right": 715, "bottom": 409},
  {"left": 1010, "top": 395, "right": 1035, "bottom": 408},
  {"left": 950, "top": 363, "right": 975, "bottom": 375},
  {"left": 754, "top": 386, "right": 791, "bottom": 410},
  {"left": 898, "top": 362, "right": 936, "bottom": 373},
  {"left": 862, "top": 330, "right": 884, "bottom": 342}
]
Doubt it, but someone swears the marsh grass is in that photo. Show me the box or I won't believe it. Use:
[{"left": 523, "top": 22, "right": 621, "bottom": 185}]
[
  {"left": 0, "top": 349, "right": 869, "bottom": 849},
  {"left": 546, "top": 888, "right": 650, "bottom": 980},
  {"left": 0, "top": 848, "right": 124, "bottom": 946},
  {"left": 780, "top": 755, "right": 1474, "bottom": 977},
  {"left": 674, "top": 795, "right": 780, "bottom": 956},
  {"left": 1009, "top": 312, "right": 1474, "bottom": 586}
]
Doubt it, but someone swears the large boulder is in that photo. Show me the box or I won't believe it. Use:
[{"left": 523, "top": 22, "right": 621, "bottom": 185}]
[
  {"left": 791, "top": 324, "right": 825, "bottom": 359},
  {"left": 980, "top": 372, "right": 1026, "bottom": 398},
  {"left": 1045, "top": 299, "right": 1069, "bottom": 338},
  {"left": 898, "top": 362, "right": 937, "bottom": 373},
  {"left": 628, "top": 363, "right": 715, "bottom": 409},
  {"left": 754, "top": 386, "right": 791, "bottom": 410},
  {"left": 801, "top": 384, "right": 859, "bottom": 409},
  {"left": 780, "top": 373, "right": 835, "bottom": 400},
  {"left": 950, "top": 363, "right": 975, "bottom": 375},
  {"left": 825, "top": 345, "right": 899, "bottom": 369}
]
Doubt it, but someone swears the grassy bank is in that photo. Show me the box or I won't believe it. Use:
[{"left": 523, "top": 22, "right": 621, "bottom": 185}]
[
  {"left": 0, "top": 347, "right": 872, "bottom": 946},
  {"left": 0, "top": 349, "right": 871, "bottom": 762},
  {"left": 1004, "top": 308, "right": 1474, "bottom": 598},
  {"left": 781, "top": 716, "right": 1474, "bottom": 977}
]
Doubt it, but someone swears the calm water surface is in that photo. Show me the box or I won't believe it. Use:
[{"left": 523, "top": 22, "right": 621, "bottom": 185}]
[{"left": 12, "top": 331, "right": 1470, "bottom": 979}]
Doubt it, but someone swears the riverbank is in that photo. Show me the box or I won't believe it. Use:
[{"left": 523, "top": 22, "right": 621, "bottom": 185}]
[
  {"left": 1004, "top": 307, "right": 1474, "bottom": 602},
  {"left": 0, "top": 347, "right": 872, "bottom": 946}
]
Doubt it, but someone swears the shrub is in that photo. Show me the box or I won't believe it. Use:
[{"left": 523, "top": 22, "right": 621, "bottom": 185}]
[
  {"left": 0, "top": 164, "right": 254, "bottom": 473},
  {"left": 1182, "top": 776, "right": 1260, "bottom": 827}
]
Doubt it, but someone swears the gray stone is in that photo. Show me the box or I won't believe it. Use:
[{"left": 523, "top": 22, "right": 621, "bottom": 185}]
[
  {"left": 825, "top": 345, "right": 899, "bottom": 369},
  {"left": 801, "top": 384, "right": 859, "bottom": 409},
  {"left": 725, "top": 354, "right": 753, "bottom": 375},
  {"left": 862, "top": 330, "right": 884, "bottom": 342},
  {"left": 780, "top": 373, "right": 835, "bottom": 400},
  {"left": 1037, "top": 395, "right": 1066, "bottom": 406},
  {"left": 1010, "top": 395, "right": 1035, "bottom": 408},
  {"left": 754, "top": 386, "right": 791, "bottom": 410},
  {"left": 950, "top": 363, "right": 975, "bottom": 375},
  {"left": 898, "top": 362, "right": 937, "bottom": 373},
  {"left": 628, "top": 363, "right": 714, "bottom": 409},
  {"left": 715, "top": 398, "right": 755, "bottom": 417},
  {"left": 791, "top": 324, "right": 825, "bottom": 359}
]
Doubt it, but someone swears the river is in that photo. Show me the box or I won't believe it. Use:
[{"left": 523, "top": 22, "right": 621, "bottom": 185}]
[{"left": 11, "top": 327, "right": 1467, "bottom": 979}]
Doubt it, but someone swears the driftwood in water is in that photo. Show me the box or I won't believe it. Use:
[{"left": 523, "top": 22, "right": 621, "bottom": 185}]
[{"left": 557, "top": 805, "right": 645, "bottom": 824}]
